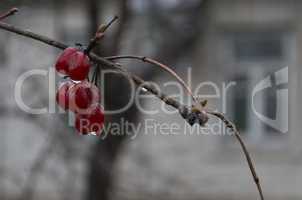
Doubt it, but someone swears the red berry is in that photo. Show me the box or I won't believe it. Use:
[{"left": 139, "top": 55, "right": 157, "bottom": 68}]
[
  {"left": 67, "top": 50, "right": 90, "bottom": 80},
  {"left": 55, "top": 47, "right": 78, "bottom": 75},
  {"left": 69, "top": 81, "right": 100, "bottom": 113},
  {"left": 55, "top": 47, "right": 90, "bottom": 80},
  {"left": 75, "top": 104, "right": 105, "bottom": 135},
  {"left": 56, "top": 80, "right": 75, "bottom": 110}
]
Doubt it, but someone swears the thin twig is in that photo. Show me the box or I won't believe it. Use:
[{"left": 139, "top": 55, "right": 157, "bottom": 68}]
[
  {"left": 106, "top": 55, "right": 197, "bottom": 102},
  {"left": 84, "top": 33, "right": 105, "bottom": 55},
  {"left": 0, "top": 7, "right": 18, "bottom": 21},
  {"left": 85, "top": 16, "right": 119, "bottom": 54},
  {"left": 99, "top": 15, "right": 119, "bottom": 33},
  {"left": 207, "top": 111, "right": 264, "bottom": 200}
]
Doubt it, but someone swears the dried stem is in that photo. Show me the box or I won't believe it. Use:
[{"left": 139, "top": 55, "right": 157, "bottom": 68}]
[
  {"left": 84, "top": 33, "right": 105, "bottom": 54},
  {"left": 99, "top": 15, "right": 119, "bottom": 33},
  {"left": 106, "top": 55, "right": 197, "bottom": 102},
  {"left": 207, "top": 110, "right": 264, "bottom": 200},
  {"left": 85, "top": 16, "right": 119, "bottom": 54},
  {"left": 0, "top": 7, "right": 18, "bottom": 21}
]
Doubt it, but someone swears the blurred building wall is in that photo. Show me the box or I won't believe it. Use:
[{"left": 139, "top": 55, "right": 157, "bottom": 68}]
[
  {"left": 112, "top": 1, "right": 302, "bottom": 200},
  {"left": 0, "top": 1, "right": 301, "bottom": 200},
  {"left": 0, "top": 3, "right": 92, "bottom": 200}
]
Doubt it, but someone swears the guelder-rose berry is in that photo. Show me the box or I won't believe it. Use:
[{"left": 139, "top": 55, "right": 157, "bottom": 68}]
[
  {"left": 56, "top": 80, "right": 75, "bottom": 110},
  {"left": 68, "top": 50, "right": 90, "bottom": 80},
  {"left": 55, "top": 47, "right": 78, "bottom": 75},
  {"left": 75, "top": 104, "right": 105, "bottom": 135},
  {"left": 55, "top": 47, "right": 90, "bottom": 80},
  {"left": 69, "top": 81, "right": 100, "bottom": 113}
]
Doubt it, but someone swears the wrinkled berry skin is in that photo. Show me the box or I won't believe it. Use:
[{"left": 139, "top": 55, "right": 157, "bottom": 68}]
[
  {"left": 55, "top": 47, "right": 78, "bottom": 75},
  {"left": 75, "top": 104, "right": 105, "bottom": 135},
  {"left": 68, "top": 51, "right": 90, "bottom": 80},
  {"left": 55, "top": 47, "right": 90, "bottom": 80},
  {"left": 56, "top": 80, "right": 75, "bottom": 110},
  {"left": 68, "top": 81, "right": 100, "bottom": 113}
]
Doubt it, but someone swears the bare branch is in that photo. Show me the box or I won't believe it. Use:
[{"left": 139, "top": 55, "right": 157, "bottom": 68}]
[
  {"left": 99, "top": 15, "right": 119, "bottom": 33},
  {"left": 0, "top": 7, "right": 18, "bottom": 21},
  {"left": 207, "top": 111, "right": 264, "bottom": 200},
  {"left": 84, "top": 16, "right": 119, "bottom": 54},
  {"left": 106, "top": 55, "right": 197, "bottom": 102}
]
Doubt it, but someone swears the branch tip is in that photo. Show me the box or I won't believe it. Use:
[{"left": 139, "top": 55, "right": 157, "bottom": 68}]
[
  {"left": 85, "top": 16, "right": 119, "bottom": 54},
  {"left": 0, "top": 7, "right": 19, "bottom": 21},
  {"left": 10, "top": 7, "right": 19, "bottom": 14},
  {"left": 98, "top": 15, "right": 119, "bottom": 33},
  {"left": 207, "top": 111, "right": 264, "bottom": 200}
]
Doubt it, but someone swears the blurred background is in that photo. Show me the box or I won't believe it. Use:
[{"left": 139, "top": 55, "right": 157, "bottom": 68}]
[{"left": 0, "top": 0, "right": 301, "bottom": 199}]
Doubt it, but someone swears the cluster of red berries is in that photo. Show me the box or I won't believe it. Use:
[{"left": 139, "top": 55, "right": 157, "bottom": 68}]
[{"left": 55, "top": 47, "right": 104, "bottom": 135}]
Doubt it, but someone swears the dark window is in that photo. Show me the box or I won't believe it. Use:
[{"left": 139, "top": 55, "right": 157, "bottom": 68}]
[
  {"left": 232, "top": 32, "right": 283, "bottom": 61},
  {"left": 232, "top": 76, "right": 248, "bottom": 132},
  {"left": 228, "top": 30, "right": 287, "bottom": 136}
]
